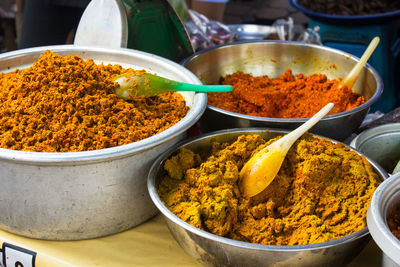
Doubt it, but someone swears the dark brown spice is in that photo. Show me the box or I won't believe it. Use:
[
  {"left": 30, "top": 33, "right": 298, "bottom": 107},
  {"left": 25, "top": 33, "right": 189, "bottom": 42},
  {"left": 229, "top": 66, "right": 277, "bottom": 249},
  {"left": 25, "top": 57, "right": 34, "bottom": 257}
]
[
  {"left": 388, "top": 203, "right": 400, "bottom": 240},
  {"left": 300, "top": 0, "right": 400, "bottom": 16}
]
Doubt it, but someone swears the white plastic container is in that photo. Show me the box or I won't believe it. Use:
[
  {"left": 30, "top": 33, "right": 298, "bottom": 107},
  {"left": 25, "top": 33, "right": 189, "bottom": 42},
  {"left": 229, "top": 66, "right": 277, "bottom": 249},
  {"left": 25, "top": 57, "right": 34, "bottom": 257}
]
[{"left": 367, "top": 173, "right": 400, "bottom": 267}]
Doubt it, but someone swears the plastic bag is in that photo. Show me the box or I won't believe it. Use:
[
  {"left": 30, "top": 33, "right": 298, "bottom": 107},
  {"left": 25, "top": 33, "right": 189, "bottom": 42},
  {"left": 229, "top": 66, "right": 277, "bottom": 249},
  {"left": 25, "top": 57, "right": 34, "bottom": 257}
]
[
  {"left": 265, "top": 17, "right": 322, "bottom": 45},
  {"left": 273, "top": 17, "right": 295, "bottom": 41},
  {"left": 297, "top": 26, "right": 322, "bottom": 45},
  {"left": 185, "top": 20, "right": 212, "bottom": 51},
  {"left": 185, "top": 11, "right": 322, "bottom": 51},
  {"left": 186, "top": 9, "right": 236, "bottom": 51}
]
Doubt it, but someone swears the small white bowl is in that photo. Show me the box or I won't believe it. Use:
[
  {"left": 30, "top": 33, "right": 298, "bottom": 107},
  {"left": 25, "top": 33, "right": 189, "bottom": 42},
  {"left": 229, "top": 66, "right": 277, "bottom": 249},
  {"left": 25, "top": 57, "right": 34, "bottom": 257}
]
[{"left": 367, "top": 173, "right": 400, "bottom": 266}]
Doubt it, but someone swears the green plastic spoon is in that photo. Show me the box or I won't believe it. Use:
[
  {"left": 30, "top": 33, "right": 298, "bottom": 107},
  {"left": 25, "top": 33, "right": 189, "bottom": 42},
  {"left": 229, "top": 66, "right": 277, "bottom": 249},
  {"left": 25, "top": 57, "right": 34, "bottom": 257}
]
[{"left": 114, "top": 73, "right": 233, "bottom": 99}]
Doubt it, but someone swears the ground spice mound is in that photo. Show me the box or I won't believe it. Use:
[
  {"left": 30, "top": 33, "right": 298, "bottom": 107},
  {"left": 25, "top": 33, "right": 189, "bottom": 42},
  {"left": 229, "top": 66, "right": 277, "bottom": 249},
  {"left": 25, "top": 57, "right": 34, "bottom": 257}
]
[
  {"left": 388, "top": 204, "right": 400, "bottom": 240},
  {"left": 158, "top": 134, "right": 380, "bottom": 245},
  {"left": 208, "top": 69, "right": 366, "bottom": 118},
  {"left": 0, "top": 51, "right": 189, "bottom": 152},
  {"left": 300, "top": 0, "right": 400, "bottom": 16}
]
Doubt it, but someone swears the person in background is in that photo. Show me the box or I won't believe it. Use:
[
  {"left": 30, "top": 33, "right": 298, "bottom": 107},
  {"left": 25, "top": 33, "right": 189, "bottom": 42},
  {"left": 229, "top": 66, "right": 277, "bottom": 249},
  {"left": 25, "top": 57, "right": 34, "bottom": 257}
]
[
  {"left": 190, "top": 0, "right": 228, "bottom": 22},
  {"left": 19, "top": 0, "right": 90, "bottom": 49},
  {"left": 0, "top": 0, "right": 17, "bottom": 51},
  {"left": 15, "top": 0, "right": 24, "bottom": 45}
]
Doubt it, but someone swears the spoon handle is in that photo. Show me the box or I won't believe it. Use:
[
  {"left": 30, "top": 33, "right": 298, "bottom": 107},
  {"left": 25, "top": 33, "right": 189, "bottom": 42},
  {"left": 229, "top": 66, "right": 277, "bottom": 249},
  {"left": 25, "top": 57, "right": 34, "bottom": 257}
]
[
  {"left": 339, "top": 37, "right": 380, "bottom": 92},
  {"left": 174, "top": 82, "right": 233, "bottom": 93},
  {"left": 137, "top": 74, "right": 233, "bottom": 93},
  {"left": 272, "top": 103, "right": 335, "bottom": 152}
]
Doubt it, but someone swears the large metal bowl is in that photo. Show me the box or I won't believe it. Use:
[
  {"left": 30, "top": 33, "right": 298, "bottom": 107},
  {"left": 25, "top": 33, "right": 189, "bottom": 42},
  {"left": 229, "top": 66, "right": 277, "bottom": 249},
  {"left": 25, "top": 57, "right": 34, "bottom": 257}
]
[
  {"left": 181, "top": 41, "right": 383, "bottom": 141},
  {"left": 148, "top": 128, "right": 388, "bottom": 267},
  {"left": 0, "top": 45, "right": 207, "bottom": 240}
]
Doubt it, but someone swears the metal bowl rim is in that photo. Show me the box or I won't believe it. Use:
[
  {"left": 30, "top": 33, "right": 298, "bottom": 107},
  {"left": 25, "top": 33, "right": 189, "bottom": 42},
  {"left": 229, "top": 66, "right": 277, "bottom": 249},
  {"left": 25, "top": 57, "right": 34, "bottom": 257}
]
[
  {"left": 350, "top": 122, "right": 400, "bottom": 149},
  {"left": 0, "top": 45, "right": 207, "bottom": 163},
  {"left": 148, "top": 127, "right": 388, "bottom": 252},
  {"left": 181, "top": 40, "right": 383, "bottom": 123}
]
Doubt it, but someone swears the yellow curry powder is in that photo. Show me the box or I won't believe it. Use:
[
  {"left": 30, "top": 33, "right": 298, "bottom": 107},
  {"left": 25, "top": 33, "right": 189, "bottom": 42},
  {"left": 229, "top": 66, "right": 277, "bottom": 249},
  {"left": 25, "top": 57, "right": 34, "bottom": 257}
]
[
  {"left": 0, "top": 51, "right": 188, "bottom": 152},
  {"left": 158, "top": 134, "right": 381, "bottom": 245}
]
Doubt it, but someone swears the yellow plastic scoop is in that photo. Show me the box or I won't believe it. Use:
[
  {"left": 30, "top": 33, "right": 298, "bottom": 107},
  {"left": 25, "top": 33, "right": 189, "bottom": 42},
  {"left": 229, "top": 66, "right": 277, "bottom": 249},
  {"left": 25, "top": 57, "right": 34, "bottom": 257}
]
[
  {"left": 338, "top": 36, "right": 380, "bottom": 93},
  {"left": 239, "top": 102, "right": 334, "bottom": 198}
]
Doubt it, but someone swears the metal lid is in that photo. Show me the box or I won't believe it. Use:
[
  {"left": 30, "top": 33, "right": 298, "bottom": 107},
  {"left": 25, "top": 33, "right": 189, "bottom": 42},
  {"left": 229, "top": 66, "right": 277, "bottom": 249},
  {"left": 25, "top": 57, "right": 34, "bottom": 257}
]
[{"left": 74, "top": 0, "right": 128, "bottom": 48}]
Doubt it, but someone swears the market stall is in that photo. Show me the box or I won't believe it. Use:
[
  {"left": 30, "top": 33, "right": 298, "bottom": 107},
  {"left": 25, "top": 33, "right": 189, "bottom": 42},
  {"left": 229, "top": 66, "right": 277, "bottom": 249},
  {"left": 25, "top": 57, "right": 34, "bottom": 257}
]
[
  {"left": 0, "top": 215, "right": 384, "bottom": 266},
  {"left": 0, "top": 0, "right": 400, "bottom": 266}
]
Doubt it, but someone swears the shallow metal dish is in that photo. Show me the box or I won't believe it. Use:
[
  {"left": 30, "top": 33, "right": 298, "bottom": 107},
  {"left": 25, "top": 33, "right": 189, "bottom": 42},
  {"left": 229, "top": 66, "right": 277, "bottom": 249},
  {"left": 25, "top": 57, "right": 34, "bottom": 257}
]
[
  {"left": 0, "top": 45, "right": 207, "bottom": 240},
  {"left": 350, "top": 123, "right": 400, "bottom": 174},
  {"left": 148, "top": 128, "right": 388, "bottom": 267},
  {"left": 181, "top": 41, "right": 383, "bottom": 141}
]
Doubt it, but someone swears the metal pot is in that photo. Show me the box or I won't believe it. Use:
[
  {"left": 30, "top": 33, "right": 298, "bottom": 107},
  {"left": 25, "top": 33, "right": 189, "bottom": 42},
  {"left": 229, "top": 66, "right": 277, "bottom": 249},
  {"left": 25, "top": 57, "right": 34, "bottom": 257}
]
[
  {"left": 181, "top": 41, "right": 383, "bottom": 141},
  {"left": 0, "top": 45, "right": 206, "bottom": 240}
]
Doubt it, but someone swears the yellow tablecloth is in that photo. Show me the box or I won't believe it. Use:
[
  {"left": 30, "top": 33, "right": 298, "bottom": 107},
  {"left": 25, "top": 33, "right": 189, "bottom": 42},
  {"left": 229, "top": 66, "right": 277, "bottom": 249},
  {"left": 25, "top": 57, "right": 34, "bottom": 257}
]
[{"left": 0, "top": 214, "right": 383, "bottom": 266}]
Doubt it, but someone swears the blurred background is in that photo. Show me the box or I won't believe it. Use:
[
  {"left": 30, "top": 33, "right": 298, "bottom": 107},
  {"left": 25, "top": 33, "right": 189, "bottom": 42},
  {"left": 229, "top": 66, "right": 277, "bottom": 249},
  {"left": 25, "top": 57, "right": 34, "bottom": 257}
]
[
  {"left": 0, "top": 0, "right": 308, "bottom": 52},
  {"left": 0, "top": 0, "right": 398, "bottom": 113}
]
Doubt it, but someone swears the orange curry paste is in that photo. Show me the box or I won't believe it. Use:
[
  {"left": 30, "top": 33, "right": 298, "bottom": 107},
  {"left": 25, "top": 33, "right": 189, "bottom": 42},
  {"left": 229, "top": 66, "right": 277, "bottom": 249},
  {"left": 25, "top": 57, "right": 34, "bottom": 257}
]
[
  {"left": 208, "top": 69, "right": 365, "bottom": 118},
  {"left": 0, "top": 51, "right": 188, "bottom": 152}
]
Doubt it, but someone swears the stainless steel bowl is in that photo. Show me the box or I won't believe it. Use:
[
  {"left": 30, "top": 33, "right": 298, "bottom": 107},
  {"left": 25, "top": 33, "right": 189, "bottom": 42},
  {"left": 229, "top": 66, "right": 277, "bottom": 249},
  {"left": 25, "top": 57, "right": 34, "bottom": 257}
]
[
  {"left": 228, "top": 24, "right": 276, "bottom": 40},
  {"left": 148, "top": 128, "right": 388, "bottom": 267},
  {"left": 367, "top": 173, "right": 400, "bottom": 267},
  {"left": 0, "top": 45, "right": 207, "bottom": 240},
  {"left": 181, "top": 41, "right": 383, "bottom": 141},
  {"left": 350, "top": 123, "right": 400, "bottom": 174}
]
